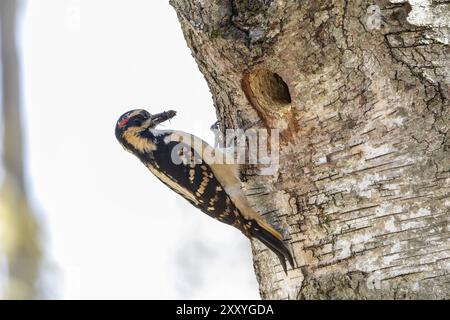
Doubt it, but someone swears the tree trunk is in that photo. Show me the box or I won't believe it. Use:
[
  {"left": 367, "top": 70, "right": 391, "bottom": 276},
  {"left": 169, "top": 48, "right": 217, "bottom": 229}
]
[{"left": 170, "top": 0, "right": 449, "bottom": 299}]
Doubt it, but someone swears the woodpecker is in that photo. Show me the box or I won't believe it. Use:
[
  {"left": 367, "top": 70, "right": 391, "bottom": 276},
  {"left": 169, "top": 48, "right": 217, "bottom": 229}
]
[{"left": 115, "top": 109, "right": 294, "bottom": 273}]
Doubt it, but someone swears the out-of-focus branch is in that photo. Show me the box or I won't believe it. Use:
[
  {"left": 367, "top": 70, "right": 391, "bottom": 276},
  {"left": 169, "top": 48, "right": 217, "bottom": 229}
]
[{"left": 0, "top": 0, "right": 42, "bottom": 299}]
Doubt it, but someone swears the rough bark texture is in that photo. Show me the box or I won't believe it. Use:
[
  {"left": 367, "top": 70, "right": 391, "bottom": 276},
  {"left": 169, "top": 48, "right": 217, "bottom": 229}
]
[{"left": 170, "top": 0, "right": 450, "bottom": 299}]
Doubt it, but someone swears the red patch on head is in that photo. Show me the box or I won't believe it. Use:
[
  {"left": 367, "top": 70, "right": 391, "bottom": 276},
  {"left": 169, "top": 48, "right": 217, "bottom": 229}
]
[{"left": 118, "top": 117, "right": 129, "bottom": 128}]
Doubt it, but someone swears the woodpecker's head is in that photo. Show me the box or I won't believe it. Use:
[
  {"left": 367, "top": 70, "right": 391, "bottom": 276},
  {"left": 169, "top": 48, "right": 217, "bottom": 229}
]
[{"left": 115, "top": 109, "right": 176, "bottom": 151}]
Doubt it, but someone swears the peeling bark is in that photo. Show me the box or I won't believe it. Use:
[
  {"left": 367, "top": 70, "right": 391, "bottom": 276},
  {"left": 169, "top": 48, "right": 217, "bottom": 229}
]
[{"left": 170, "top": 0, "right": 450, "bottom": 299}]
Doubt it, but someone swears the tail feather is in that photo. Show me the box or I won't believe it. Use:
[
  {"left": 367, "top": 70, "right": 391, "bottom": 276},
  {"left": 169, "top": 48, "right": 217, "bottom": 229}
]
[{"left": 250, "top": 222, "right": 294, "bottom": 274}]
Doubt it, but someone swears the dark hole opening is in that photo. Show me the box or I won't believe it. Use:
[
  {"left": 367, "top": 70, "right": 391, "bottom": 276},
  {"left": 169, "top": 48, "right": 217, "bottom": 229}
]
[{"left": 242, "top": 70, "right": 292, "bottom": 113}]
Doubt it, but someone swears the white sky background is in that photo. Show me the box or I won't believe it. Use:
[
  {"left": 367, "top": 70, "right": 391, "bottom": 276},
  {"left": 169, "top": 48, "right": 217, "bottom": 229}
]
[{"left": 21, "top": 0, "right": 259, "bottom": 299}]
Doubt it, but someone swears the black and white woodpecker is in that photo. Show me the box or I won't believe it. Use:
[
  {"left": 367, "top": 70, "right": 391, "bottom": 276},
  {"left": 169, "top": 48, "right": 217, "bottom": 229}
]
[{"left": 115, "top": 109, "right": 294, "bottom": 273}]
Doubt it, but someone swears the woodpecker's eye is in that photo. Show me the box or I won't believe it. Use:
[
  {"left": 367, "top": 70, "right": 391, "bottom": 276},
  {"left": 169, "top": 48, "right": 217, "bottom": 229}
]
[{"left": 129, "top": 117, "right": 144, "bottom": 127}]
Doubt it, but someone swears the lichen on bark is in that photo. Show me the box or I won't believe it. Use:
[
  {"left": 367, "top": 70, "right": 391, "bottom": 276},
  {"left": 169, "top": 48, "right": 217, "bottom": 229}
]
[{"left": 170, "top": 0, "right": 450, "bottom": 299}]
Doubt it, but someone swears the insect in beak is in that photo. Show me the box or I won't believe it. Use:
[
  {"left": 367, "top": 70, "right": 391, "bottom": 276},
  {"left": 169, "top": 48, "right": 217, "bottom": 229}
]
[{"left": 151, "top": 110, "right": 177, "bottom": 126}]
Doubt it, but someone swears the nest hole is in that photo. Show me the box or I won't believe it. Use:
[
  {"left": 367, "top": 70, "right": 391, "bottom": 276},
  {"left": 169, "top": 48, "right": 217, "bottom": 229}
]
[{"left": 242, "top": 69, "right": 292, "bottom": 113}]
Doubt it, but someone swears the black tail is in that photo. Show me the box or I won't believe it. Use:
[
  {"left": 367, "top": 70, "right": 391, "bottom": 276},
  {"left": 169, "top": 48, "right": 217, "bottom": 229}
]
[{"left": 250, "top": 223, "right": 294, "bottom": 274}]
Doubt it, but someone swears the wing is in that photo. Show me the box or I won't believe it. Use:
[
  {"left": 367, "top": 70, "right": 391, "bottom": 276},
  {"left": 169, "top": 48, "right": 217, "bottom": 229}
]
[
  {"left": 145, "top": 130, "right": 294, "bottom": 271},
  {"left": 146, "top": 131, "right": 240, "bottom": 226},
  {"left": 148, "top": 131, "right": 282, "bottom": 237}
]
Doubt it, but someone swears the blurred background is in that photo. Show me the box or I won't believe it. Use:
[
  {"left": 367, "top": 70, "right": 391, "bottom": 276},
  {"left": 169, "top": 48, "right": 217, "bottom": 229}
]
[{"left": 0, "top": 0, "right": 259, "bottom": 299}]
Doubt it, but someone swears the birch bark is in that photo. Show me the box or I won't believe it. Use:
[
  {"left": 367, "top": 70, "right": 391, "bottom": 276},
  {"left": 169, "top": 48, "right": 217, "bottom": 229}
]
[{"left": 171, "top": 0, "right": 450, "bottom": 299}]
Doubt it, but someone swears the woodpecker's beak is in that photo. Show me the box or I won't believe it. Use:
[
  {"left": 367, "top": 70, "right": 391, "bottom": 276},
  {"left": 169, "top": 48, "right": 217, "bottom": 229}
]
[{"left": 151, "top": 110, "right": 177, "bottom": 126}]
